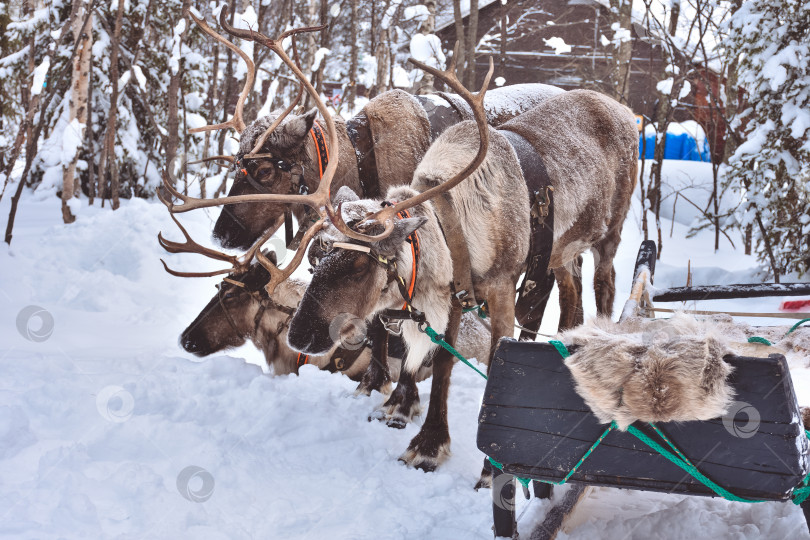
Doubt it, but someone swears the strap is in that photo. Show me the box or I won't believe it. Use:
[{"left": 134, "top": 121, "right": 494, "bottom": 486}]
[
  {"left": 395, "top": 208, "right": 420, "bottom": 309},
  {"left": 309, "top": 120, "right": 329, "bottom": 179},
  {"left": 345, "top": 111, "right": 381, "bottom": 198},
  {"left": 296, "top": 352, "right": 309, "bottom": 367},
  {"left": 501, "top": 129, "right": 555, "bottom": 340}
]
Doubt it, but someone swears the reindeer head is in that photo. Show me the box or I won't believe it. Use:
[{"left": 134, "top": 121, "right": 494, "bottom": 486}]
[
  {"left": 287, "top": 187, "right": 427, "bottom": 354},
  {"left": 180, "top": 254, "right": 298, "bottom": 363},
  {"left": 213, "top": 109, "right": 321, "bottom": 249}
]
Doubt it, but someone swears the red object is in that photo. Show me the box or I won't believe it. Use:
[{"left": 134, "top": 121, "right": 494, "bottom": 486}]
[{"left": 780, "top": 299, "right": 810, "bottom": 312}]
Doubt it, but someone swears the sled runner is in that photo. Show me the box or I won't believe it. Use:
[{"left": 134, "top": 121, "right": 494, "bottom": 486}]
[{"left": 477, "top": 241, "right": 810, "bottom": 539}]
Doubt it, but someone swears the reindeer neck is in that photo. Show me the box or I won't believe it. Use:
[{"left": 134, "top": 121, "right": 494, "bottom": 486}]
[{"left": 302, "top": 115, "right": 362, "bottom": 198}]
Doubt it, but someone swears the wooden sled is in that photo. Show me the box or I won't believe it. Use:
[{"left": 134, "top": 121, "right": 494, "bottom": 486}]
[{"left": 477, "top": 241, "right": 810, "bottom": 538}]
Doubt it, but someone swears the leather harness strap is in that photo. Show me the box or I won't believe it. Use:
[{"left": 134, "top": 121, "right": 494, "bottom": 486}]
[
  {"left": 309, "top": 120, "right": 330, "bottom": 179},
  {"left": 345, "top": 112, "right": 382, "bottom": 199},
  {"left": 500, "top": 129, "right": 556, "bottom": 340}
]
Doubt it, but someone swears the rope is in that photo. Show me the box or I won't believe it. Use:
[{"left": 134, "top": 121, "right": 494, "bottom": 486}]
[
  {"left": 786, "top": 318, "right": 810, "bottom": 336},
  {"left": 747, "top": 336, "right": 772, "bottom": 346},
  {"left": 421, "top": 324, "right": 489, "bottom": 380}
]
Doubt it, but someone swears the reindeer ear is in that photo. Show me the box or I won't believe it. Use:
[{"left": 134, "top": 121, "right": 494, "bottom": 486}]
[
  {"left": 333, "top": 186, "right": 360, "bottom": 206},
  {"left": 372, "top": 216, "right": 427, "bottom": 255},
  {"left": 280, "top": 108, "right": 318, "bottom": 142},
  {"left": 260, "top": 249, "right": 278, "bottom": 266}
]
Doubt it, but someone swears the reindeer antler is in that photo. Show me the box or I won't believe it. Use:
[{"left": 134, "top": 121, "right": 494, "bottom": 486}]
[
  {"left": 159, "top": 9, "right": 341, "bottom": 293},
  {"left": 157, "top": 171, "right": 281, "bottom": 278},
  {"left": 246, "top": 37, "right": 306, "bottom": 158},
  {"left": 186, "top": 8, "right": 255, "bottom": 134},
  {"left": 326, "top": 45, "right": 494, "bottom": 243}
]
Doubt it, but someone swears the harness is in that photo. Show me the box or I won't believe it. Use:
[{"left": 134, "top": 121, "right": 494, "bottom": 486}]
[
  {"left": 500, "top": 129, "right": 555, "bottom": 340},
  {"left": 218, "top": 276, "right": 297, "bottom": 352}
]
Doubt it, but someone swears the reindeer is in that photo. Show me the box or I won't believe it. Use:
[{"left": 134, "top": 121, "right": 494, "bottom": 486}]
[
  {"left": 180, "top": 257, "right": 491, "bottom": 383},
  {"left": 157, "top": 14, "right": 635, "bottom": 477},
  {"left": 283, "top": 61, "right": 638, "bottom": 474},
  {"left": 177, "top": 7, "right": 564, "bottom": 401}
]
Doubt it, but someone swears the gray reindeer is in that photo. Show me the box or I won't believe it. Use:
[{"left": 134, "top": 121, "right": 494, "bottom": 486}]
[
  {"left": 285, "top": 60, "right": 638, "bottom": 476},
  {"left": 179, "top": 8, "right": 567, "bottom": 403}
]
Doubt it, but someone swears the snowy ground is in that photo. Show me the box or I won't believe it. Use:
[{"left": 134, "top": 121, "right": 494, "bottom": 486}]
[{"left": 0, "top": 161, "right": 808, "bottom": 539}]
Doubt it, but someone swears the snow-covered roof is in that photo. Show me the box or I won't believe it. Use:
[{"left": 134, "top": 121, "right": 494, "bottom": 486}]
[{"left": 435, "top": 0, "right": 501, "bottom": 33}]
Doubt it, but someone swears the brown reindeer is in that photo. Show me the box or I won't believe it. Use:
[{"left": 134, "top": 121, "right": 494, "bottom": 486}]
[
  {"left": 285, "top": 64, "right": 638, "bottom": 473},
  {"left": 180, "top": 258, "right": 491, "bottom": 383}
]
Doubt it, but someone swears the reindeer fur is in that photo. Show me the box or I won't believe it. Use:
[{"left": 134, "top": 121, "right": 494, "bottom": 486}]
[{"left": 559, "top": 313, "right": 736, "bottom": 429}]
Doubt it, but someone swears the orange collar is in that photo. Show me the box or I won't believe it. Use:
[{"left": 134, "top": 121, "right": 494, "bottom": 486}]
[
  {"left": 395, "top": 208, "right": 420, "bottom": 309},
  {"left": 309, "top": 120, "right": 330, "bottom": 179}
]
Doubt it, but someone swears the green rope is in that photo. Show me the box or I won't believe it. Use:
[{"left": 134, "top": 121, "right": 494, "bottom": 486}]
[
  {"left": 625, "top": 424, "right": 767, "bottom": 503},
  {"left": 422, "top": 324, "right": 489, "bottom": 380},
  {"left": 649, "top": 423, "right": 694, "bottom": 467},
  {"left": 785, "top": 318, "right": 810, "bottom": 336},
  {"left": 747, "top": 336, "right": 772, "bottom": 346},
  {"left": 548, "top": 339, "right": 571, "bottom": 359}
]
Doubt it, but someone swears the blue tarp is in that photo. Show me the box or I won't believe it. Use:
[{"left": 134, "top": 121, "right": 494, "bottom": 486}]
[{"left": 639, "top": 132, "right": 711, "bottom": 162}]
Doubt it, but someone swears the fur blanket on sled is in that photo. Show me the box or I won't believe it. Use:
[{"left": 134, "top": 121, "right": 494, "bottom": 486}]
[{"left": 558, "top": 313, "right": 736, "bottom": 430}]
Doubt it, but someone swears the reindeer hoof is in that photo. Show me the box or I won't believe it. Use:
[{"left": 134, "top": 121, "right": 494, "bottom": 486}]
[
  {"left": 386, "top": 415, "right": 408, "bottom": 429},
  {"left": 398, "top": 429, "right": 451, "bottom": 470},
  {"left": 473, "top": 471, "right": 493, "bottom": 491},
  {"left": 367, "top": 409, "right": 386, "bottom": 422}
]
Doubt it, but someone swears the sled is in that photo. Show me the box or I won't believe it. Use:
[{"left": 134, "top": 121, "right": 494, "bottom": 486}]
[{"left": 477, "top": 241, "right": 810, "bottom": 539}]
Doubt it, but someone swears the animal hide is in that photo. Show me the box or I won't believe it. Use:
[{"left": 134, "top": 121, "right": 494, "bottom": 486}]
[{"left": 559, "top": 313, "right": 735, "bottom": 429}]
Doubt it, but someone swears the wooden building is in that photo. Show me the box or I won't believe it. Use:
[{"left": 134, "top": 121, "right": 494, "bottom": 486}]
[{"left": 435, "top": 0, "right": 719, "bottom": 132}]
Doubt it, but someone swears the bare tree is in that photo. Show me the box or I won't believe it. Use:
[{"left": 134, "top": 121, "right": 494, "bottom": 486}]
[{"left": 61, "top": 0, "right": 94, "bottom": 223}]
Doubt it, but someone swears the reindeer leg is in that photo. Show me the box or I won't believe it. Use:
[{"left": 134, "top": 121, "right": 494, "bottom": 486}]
[
  {"left": 555, "top": 266, "right": 581, "bottom": 331},
  {"left": 399, "top": 306, "right": 462, "bottom": 471},
  {"left": 593, "top": 235, "right": 620, "bottom": 318},
  {"left": 373, "top": 365, "right": 422, "bottom": 429},
  {"left": 356, "top": 318, "right": 393, "bottom": 396},
  {"left": 475, "top": 281, "right": 519, "bottom": 490}
]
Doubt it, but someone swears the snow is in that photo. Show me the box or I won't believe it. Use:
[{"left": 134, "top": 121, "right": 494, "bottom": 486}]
[
  {"left": 0, "top": 158, "right": 808, "bottom": 538},
  {"left": 409, "top": 33, "right": 445, "bottom": 70},
  {"left": 60, "top": 118, "right": 85, "bottom": 166},
  {"left": 31, "top": 57, "right": 50, "bottom": 96},
  {"left": 403, "top": 5, "right": 430, "bottom": 22},
  {"left": 131, "top": 65, "right": 147, "bottom": 90},
  {"left": 311, "top": 47, "right": 331, "bottom": 72},
  {"left": 494, "top": 76, "right": 505, "bottom": 87},
  {"left": 543, "top": 36, "right": 571, "bottom": 55}
]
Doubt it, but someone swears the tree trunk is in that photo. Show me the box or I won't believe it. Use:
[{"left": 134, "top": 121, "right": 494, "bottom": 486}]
[
  {"left": 499, "top": 8, "right": 507, "bottom": 81},
  {"left": 166, "top": 0, "right": 191, "bottom": 191},
  {"left": 62, "top": 0, "right": 93, "bottom": 223},
  {"left": 607, "top": 0, "right": 633, "bottom": 104},
  {"left": 345, "top": 0, "right": 359, "bottom": 109},
  {"left": 465, "top": 0, "right": 478, "bottom": 88},
  {"left": 452, "top": 0, "right": 466, "bottom": 84},
  {"left": 98, "top": 0, "right": 125, "bottom": 209}
]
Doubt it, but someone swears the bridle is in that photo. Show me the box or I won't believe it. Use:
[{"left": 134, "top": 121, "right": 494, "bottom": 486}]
[
  {"left": 316, "top": 203, "right": 426, "bottom": 332},
  {"left": 217, "top": 276, "right": 297, "bottom": 342}
]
